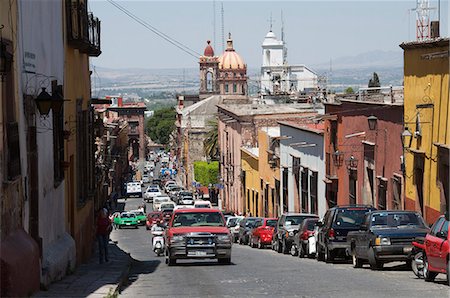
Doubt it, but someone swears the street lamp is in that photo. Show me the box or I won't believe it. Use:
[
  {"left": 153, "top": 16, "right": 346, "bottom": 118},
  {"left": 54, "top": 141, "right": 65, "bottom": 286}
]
[
  {"left": 402, "top": 127, "right": 413, "bottom": 149},
  {"left": 332, "top": 150, "right": 344, "bottom": 167},
  {"left": 367, "top": 115, "right": 378, "bottom": 131},
  {"left": 35, "top": 87, "right": 53, "bottom": 117},
  {"left": 345, "top": 155, "right": 358, "bottom": 169}
]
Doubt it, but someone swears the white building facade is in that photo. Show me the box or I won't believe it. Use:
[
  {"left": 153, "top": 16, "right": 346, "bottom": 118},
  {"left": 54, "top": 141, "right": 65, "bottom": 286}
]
[
  {"left": 279, "top": 121, "right": 326, "bottom": 218},
  {"left": 260, "top": 30, "right": 318, "bottom": 95}
]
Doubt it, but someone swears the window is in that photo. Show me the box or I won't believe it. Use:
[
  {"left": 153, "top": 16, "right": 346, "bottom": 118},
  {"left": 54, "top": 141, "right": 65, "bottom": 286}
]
[
  {"left": 430, "top": 217, "right": 445, "bottom": 236},
  {"left": 330, "top": 120, "right": 338, "bottom": 151},
  {"left": 206, "top": 72, "right": 213, "bottom": 91},
  {"left": 225, "top": 84, "right": 229, "bottom": 93},
  {"left": 349, "top": 169, "right": 357, "bottom": 205},
  {"left": 310, "top": 172, "right": 318, "bottom": 215},
  {"left": 392, "top": 176, "right": 402, "bottom": 210},
  {"left": 52, "top": 83, "right": 64, "bottom": 186},
  {"left": 301, "top": 167, "right": 309, "bottom": 213},
  {"left": 377, "top": 179, "right": 387, "bottom": 210},
  {"left": 293, "top": 156, "right": 300, "bottom": 211},
  {"left": 282, "top": 168, "right": 289, "bottom": 213},
  {"left": 414, "top": 155, "right": 425, "bottom": 214},
  {"left": 233, "top": 83, "right": 237, "bottom": 93},
  {"left": 367, "top": 167, "right": 374, "bottom": 205}
]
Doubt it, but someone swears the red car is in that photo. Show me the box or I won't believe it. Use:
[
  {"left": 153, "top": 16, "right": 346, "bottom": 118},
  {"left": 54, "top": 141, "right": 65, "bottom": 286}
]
[
  {"left": 165, "top": 208, "right": 232, "bottom": 265},
  {"left": 423, "top": 214, "right": 449, "bottom": 285},
  {"left": 146, "top": 211, "right": 161, "bottom": 230},
  {"left": 249, "top": 218, "right": 278, "bottom": 249}
]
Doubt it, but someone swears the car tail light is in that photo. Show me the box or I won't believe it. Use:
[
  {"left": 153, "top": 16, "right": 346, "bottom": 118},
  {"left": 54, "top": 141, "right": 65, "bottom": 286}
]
[
  {"left": 302, "top": 231, "right": 309, "bottom": 240},
  {"left": 329, "top": 228, "right": 335, "bottom": 240}
]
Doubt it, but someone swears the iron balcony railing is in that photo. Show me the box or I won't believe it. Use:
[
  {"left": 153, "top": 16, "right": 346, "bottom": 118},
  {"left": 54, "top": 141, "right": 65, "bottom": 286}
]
[{"left": 66, "top": 0, "right": 101, "bottom": 56}]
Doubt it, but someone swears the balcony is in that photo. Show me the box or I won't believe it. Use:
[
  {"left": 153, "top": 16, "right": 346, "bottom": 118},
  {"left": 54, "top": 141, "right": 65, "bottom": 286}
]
[{"left": 66, "top": 0, "right": 101, "bottom": 57}]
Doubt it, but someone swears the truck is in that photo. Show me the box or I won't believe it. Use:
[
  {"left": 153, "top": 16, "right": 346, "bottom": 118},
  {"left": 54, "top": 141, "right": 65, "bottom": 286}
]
[{"left": 126, "top": 182, "right": 142, "bottom": 198}]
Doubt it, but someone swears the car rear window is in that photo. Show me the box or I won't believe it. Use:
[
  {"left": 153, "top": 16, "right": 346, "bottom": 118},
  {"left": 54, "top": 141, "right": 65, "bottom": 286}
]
[
  {"left": 266, "top": 220, "right": 277, "bottom": 227},
  {"left": 172, "top": 212, "right": 224, "bottom": 227},
  {"left": 333, "top": 209, "right": 369, "bottom": 228},
  {"left": 371, "top": 212, "right": 427, "bottom": 228},
  {"left": 286, "top": 216, "right": 313, "bottom": 226},
  {"left": 307, "top": 219, "right": 318, "bottom": 230}
]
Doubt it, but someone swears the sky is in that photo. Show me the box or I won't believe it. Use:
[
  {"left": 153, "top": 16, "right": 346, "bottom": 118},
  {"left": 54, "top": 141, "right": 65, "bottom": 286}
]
[{"left": 89, "top": 0, "right": 449, "bottom": 69}]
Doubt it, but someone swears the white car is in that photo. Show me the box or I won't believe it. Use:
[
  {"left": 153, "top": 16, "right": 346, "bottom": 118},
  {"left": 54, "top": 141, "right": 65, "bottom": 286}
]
[
  {"left": 179, "top": 195, "right": 194, "bottom": 205},
  {"left": 193, "top": 200, "right": 212, "bottom": 208},
  {"left": 174, "top": 205, "right": 194, "bottom": 210},
  {"left": 158, "top": 202, "right": 176, "bottom": 211},
  {"left": 142, "top": 174, "right": 149, "bottom": 183},
  {"left": 153, "top": 195, "right": 171, "bottom": 211},
  {"left": 144, "top": 187, "right": 161, "bottom": 202}
]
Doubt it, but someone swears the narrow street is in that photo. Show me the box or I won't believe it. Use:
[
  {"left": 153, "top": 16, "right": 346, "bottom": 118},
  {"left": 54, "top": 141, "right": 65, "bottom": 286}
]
[{"left": 111, "top": 198, "right": 448, "bottom": 298}]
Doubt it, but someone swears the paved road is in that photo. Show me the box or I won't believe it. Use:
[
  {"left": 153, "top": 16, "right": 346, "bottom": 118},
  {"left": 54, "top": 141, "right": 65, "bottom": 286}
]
[{"left": 111, "top": 197, "right": 448, "bottom": 298}]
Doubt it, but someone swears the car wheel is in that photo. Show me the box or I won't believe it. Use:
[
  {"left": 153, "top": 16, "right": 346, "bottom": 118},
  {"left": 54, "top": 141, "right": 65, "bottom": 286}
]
[
  {"left": 167, "top": 257, "right": 176, "bottom": 266},
  {"left": 325, "top": 246, "right": 335, "bottom": 263},
  {"left": 411, "top": 251, "right": 424, "bottom": 278},
  {"left": 316, "top": 244, "right": 325, "bottom": 261},
  {"left": 249, "top": 237, "right": 253, "bottom": 247},
  {"left": 368, "top": 248, "right": 383, "bottom": 270},
  {"left": 282, "top": 239, "right": 290, "bottom": 254},
  {"left": 423, "top": 254, "right": 438, "bottom": 282},
  {"left": 277, "top": 239, "right": 283, "bottom": 253},
  {"left": 218, "top": 257, "right": 231, "bottom": 265},
  {"left": 118, "top": 225, "right": 122, "bottom": 229},
  {"left": 257, "top": 239, "right": 263, "bottom": 249},
  {"left": 298, "top": 244, "right": 304, "bottom": 258},
  {"left": 290, "top": 244, "right": 298, "bottom": 256},
  {"left": 352, "top": 250, "right": 363, "bottom": 268}
]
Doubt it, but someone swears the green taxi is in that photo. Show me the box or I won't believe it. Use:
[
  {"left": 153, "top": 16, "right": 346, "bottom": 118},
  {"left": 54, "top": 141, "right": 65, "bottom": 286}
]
[
  {"left": 131, "top": 210, "right": 147, "bottom": 225},
  {"left": 113, "top": 212, "right": 139, "bottom": 229}
]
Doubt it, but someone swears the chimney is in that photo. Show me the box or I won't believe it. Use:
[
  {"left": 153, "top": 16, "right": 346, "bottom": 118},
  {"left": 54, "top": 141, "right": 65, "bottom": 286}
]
[{"left": 430, "top": 21, "right": 440, "bottom": 39}]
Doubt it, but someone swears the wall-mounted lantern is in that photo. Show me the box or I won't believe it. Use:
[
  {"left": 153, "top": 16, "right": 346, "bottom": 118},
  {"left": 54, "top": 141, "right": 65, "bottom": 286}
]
[
  {"left": 332, "top": 150, "right": 344, "bottom": 167},
  {"left": 345, "top": 155, "right": 358, "bottom": 169},
  {"left": 35, "top": 88, "right": 53, "bottom": 117},
  {"left": 367, "top": 115, "right": 378, "bottom": 131},
  {"left": 402, "top": 127, "right": 413, "bottom": 149}
]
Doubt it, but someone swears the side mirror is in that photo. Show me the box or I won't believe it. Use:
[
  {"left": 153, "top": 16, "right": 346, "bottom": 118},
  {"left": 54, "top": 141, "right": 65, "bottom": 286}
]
[{"left": 436, "top": 231, "right": 446, "bottom": 239}]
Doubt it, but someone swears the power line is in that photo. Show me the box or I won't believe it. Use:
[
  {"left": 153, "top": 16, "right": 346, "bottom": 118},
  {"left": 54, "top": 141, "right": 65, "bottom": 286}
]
[{"left": 106, "top": 0, "right": 201, "bottom": 59}]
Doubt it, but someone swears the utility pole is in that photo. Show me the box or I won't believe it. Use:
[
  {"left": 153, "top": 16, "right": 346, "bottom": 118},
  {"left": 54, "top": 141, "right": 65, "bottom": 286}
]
[
  {"left": 213, "top": 0, "right": 216, "bottom": 51},
  {"left": 221, "top": 2, "right": 225, "bottom": 53}
]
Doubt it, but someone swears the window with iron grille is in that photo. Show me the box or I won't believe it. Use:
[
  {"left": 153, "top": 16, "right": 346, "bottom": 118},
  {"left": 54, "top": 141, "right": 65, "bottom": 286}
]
[
  {"left": 76, "top": 104, "right": 94, "bottom": 205},
  {"left": 377, "top": 179, "right": 387, "bottom": 210},
  {"left": 301, "top": 167, "right": 309, "bottom": 213},
  {"left": 53, "top": 84, "right": 64, "bottom": 186},
  {"left": 310, "top": 171, "right": 318, "bottom": 215}
]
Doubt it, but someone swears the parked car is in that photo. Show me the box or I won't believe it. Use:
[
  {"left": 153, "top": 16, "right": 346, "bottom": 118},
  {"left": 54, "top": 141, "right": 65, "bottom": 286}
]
[
  {"left": 423, "top": 214, "right": 449, "bottom": 285},
  {"left": 273, "top": 213, "right": 319, "bottom": 254},
  {"left": 113, "top": 212, "right": 139, "bottom": 229},
  {"left": 316, "top": 205, "right": 376, "bottom": 262},
  {"left": 130, "top": 210, "right": 147, "bottom": 225},
  {"left": 146, "top": 211, "right": 162, "bottom": 230},
  {"left": 238, "top": 217, "right": 262, "bottom": 245},
  {"left": 250, "top": 218, "right": 278, "bottom": 249},
  {"left": 144, "top": 187, "right": 161, "bottom": 203},
  {"left": 347, "top": 210, "right": 429, "bottom": 269},
  {"left": 165, "top": 208, "right": 232, "bottom": 265},
  {"left": 227, "top": 216, "right": 244, "bottom": 243},
  {"left": 293, "top": 217, "right": 319, "bottom": 257}
]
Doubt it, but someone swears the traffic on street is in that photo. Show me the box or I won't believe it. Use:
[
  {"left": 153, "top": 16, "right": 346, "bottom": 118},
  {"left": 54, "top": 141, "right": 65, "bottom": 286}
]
[{"left": 107, "top": 152, "right": 448, "bottom": 297}]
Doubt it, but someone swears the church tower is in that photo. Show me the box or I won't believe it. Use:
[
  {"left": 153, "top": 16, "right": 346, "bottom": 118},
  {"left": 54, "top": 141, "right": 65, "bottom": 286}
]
[{"left": 199, "top": 40, "right": 220, "bottom": 99}]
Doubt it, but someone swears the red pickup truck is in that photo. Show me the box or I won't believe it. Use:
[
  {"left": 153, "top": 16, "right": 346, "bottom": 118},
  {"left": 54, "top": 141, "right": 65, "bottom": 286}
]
[{"left": 165, "top": 208, "right": 232, "bottom": 266}]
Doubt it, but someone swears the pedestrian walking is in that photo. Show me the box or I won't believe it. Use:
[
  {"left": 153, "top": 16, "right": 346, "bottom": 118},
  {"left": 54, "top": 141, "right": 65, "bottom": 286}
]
[{"left": 96, "top": 208, "right": 112, "bottom": 264}]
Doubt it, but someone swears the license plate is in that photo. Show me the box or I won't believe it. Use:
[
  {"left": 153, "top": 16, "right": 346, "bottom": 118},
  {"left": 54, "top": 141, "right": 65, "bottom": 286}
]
[{"left": 189, "top": 251, "right": 207, "bottom": 256}]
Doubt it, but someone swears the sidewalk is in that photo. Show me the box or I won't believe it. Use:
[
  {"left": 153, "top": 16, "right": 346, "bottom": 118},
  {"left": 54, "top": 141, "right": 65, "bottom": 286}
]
[{"left": 34, "top": 241, "right": 131, "bottom": 298}]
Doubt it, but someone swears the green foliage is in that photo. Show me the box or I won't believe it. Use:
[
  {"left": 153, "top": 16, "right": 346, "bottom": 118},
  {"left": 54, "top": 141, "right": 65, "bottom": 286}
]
[
  {"left": 146, "top": 107, "right": 176, "bottom": 145},
  {"left": 194, "top": 161, "right": 219, "bottom": 186},
  {"left": 345, "top": 87, "right": 355, "bottom": 94},
  {"left": 203, "top": 119, "right": 219, "bottom": 160}
]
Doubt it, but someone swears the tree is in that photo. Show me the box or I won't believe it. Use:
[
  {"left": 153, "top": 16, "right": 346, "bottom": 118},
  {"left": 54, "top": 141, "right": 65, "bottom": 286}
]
[
  {"left": 203, "top": 119, "right": 219, "bottom": 160},
  {"left": 345, "top": 87, "right": 354, "bottom": 94},
  {"left": 194, "top": 161, "right": 219, "bottom": 186},
  {"left": 146, "top": 107, "right": 176, "bottom": 145},
  {"left": 368, "top": 72, "right": 381, "bottom": 90}
]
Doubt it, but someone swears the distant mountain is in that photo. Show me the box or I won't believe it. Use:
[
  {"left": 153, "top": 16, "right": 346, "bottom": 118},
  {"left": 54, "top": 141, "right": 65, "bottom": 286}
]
[{"left": 311, "top": 50, "right": 403, "bottom": 71}]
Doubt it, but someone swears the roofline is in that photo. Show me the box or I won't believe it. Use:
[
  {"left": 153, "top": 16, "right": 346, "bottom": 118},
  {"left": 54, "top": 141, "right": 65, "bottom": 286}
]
[
  {"left": 278, "top": 121, "right": 324, "bottom": 135},
  {"left": 399, "top": 37, "right": 449, "bottom": 50}
]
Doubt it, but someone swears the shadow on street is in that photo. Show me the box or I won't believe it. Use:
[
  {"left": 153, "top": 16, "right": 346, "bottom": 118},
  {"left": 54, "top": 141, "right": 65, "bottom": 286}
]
[
  {"left": 173, "top": 260, "right": 236, "bottom": 267},
  {"left": 120, "top": 259, "right": 161, "bottom": 293}
]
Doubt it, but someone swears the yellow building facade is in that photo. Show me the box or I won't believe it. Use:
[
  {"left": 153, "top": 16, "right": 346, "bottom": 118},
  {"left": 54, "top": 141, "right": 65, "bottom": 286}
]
[
  {"left": 258, "top": 128, "right": 281, "bottom": 218},
  {"left": 401, "top": 38, "right": 449, "bottom": 224},
  {"left": 241, "top": 147, "right": 260, "bottom": 216}
]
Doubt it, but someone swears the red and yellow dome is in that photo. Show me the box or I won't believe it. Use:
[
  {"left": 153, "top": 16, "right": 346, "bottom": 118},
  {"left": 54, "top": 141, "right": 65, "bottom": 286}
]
[{"left": 218, "top": 34, "right": 246, "bottom": 70}]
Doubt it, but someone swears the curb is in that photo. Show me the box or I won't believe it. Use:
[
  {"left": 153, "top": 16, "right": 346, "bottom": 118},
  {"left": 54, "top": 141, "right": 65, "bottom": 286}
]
[{"left": 112, "top": 252, "right": 132, "bottom": 296}]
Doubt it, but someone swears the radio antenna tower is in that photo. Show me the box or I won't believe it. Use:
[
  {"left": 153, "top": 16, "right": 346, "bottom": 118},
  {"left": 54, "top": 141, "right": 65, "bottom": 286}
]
[
  {"left": 413, "top": 0, "right": 433, "bottom": 40},
  {"left": 281, "top": 10, "right": 287, "bottom": 65},
  {"left": 213, "top": 0, "right": 216, "bottom": 51},
  {"left": 221, "top": 2, "right": 225, "bottom": 52}
]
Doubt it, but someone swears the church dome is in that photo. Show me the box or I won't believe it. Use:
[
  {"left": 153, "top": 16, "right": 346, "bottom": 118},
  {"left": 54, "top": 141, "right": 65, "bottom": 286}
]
[
  {"left": 218, "top": 33, "right": 246, "bottom": 70},
  {"left": 203, "top": 40, "right": 214, "bottom": 57},
  {"left": 262, "top": 30, "right": 283, "bottom": 47}
]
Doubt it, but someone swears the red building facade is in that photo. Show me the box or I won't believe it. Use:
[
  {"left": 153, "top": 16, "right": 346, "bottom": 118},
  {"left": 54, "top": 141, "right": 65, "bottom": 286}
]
[{"left": 324, "top": 96, "right": 405, "bottom": 210}]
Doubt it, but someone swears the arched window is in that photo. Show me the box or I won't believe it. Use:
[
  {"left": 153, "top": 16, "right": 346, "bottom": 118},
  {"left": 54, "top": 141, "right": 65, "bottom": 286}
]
[{"left": 206, "top": 72, "right": 213, "bottom": 91}]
